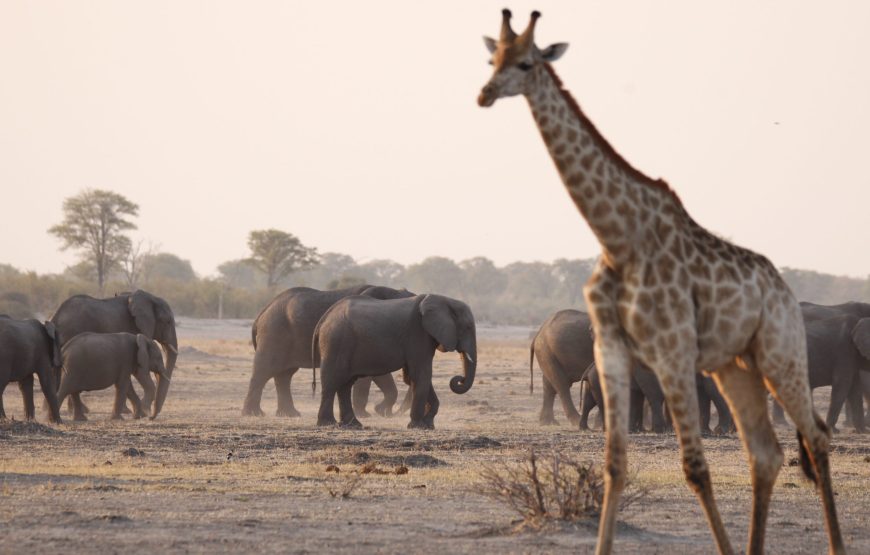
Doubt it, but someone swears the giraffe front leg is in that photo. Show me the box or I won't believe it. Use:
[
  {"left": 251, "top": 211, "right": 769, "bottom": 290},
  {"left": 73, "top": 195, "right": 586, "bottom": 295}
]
[
  {"left": 711, "top": 362, "right": 782, "bottom": 555},
  {"left": 593, "top": 335, "right": 632, "bottom": 555},
  {"left": 655, "top": 356, "right": 733, "bottom": 555},
  {"left": 585, "top": 291, "right": 633, "bottom": 553}
]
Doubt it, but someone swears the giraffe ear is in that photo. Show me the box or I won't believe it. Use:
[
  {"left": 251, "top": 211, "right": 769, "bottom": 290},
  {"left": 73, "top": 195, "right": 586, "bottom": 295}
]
[
  {"left": 541, "top": 43, "right": 569, "bottom": 62},
  {"left": 483, "top": 36, "right": 498, "bottom": 54}
]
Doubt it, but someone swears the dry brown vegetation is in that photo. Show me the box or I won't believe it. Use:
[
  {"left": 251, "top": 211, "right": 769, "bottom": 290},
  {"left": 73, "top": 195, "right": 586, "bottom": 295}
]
[{"left": 2, "top": 320, "right": 870, "bottom": 553}]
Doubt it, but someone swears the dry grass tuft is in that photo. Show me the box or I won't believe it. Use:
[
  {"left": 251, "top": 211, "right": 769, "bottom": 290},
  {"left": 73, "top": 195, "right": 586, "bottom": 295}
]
[
  {"left": 327, "top": 473, "right": 363, "bottom": 499},
  {"left": 477, "top": 449, "right": 645, "bottom": 529}
]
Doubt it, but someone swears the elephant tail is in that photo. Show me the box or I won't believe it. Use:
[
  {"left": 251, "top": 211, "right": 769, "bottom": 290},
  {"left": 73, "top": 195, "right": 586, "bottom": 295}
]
[
  {"left": 251, "top": 321, "right": 258, "bottom": 350},
  {"left": 529, "top": 337, "right": 536, "bottom": 395},
  {"left": 311, "top": 322, "right": 322, "bottom": 397}
]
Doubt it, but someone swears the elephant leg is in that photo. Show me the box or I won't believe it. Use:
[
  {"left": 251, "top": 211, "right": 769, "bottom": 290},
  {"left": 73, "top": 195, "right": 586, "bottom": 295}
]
[
  {"left": 71, "top": 393, "right": 87, "bottom": 422},
  {"left": 397, "top": 387, "right": 413, "bottom": 415},
  {"left": 846, "top": 379, "right": 865, "bottom": 433},
  {"left": 649, "top": 397, "right": 669, "bottom": 434},
  {"left": 35, "top": 365, "right": 61, "bottom": 424},
  {"left": 316, "top": 368, "right": 338, "bottom": 426},
  {"left": 275, "top": 368, "right": 301, "bottom": 417},
  {"left": 372, "top": 373, "right": 398, "bottom": 417},
  {"left": 18, "top": 375, "right": 35, "bottom": 421},
  {"left": 578, "top": 380, "right": 597, "bottom": 430},
  {"left": 539, "top": 377, "right": 558, "bottom": 426},
  {"left": 351, "top": 377, "right": 373, "bottom": 418},
  {"left": 827, "top": 372, "right": 852, "bottom": 433},
  {"left": 552, "top": 376, "right": 581, "bottom": 427},
  {"left": 705, "top": 378, "right": 735, "bottom": 434},
  {"left": 111, "top": 378, "right": 131, "bottom": 420},
  {"left": 407, "top": 366, "right": 433, "bottom": 429},
  {"left": 337, "top": 381, "right": 362, "bottom": 429},
  {"left": 127, "top": 385, "right": 145, "bottom": 419},
  {"left": 698, "top": 382, "right": 713, "bottom": 435},
  {"left": 422, "top": 387, "right": 440, "bottom": 429},
  {"left": 628, "top": 386, "right": 644, "bottom": 433},
  {"left": 243, "top": 350, "right": 283, "bottom": 417}
]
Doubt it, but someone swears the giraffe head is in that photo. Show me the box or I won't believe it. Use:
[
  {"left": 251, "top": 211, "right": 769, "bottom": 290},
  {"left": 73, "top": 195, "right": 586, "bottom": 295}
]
[{"left": 478, "top": 9, "right": 569, "bottom": 107}]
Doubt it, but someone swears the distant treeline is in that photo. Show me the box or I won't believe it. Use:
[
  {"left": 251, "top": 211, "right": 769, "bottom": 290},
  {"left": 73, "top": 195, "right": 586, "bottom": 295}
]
[{"left": 1, "top": 255, "right": 868, "bottom": 325}]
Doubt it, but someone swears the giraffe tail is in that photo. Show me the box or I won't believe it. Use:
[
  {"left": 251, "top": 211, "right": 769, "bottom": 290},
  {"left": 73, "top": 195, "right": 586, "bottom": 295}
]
[{"left": 797, "top": 413, "right": 831, "bottom": 485}]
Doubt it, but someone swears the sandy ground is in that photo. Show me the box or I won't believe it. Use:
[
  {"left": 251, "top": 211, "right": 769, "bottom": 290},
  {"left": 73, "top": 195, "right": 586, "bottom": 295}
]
[{"left": 2, "top": 318, "right": 869, "bottom": 554}]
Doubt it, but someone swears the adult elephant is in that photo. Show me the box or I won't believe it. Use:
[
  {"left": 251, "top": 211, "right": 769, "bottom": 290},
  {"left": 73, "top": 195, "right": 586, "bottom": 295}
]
[
  {"left": 50, "top": 290, "right": 177, "bottom": 419},
  {"left": 0, "top": 316, "right": 62, "bottom": 423},
  {"left": 529, "top": 309, "right": 594, "bottom": 426},
  {"left": 772, "top": 309, "right": 870, "bottom": 432},
  {"left": 313, "top": 294, "right": 476, "bottom": 429},
  {"left": 243, "top": 285, "right": 414, "bottom": 417}
]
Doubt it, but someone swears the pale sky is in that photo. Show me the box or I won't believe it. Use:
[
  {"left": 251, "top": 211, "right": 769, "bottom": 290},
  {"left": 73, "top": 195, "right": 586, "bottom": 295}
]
[{"left": 1, "top": 1, "right": 868, "bottom": 278}]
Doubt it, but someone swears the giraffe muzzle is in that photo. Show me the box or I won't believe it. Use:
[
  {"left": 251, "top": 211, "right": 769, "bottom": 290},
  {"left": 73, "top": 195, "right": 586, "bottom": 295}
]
[{"left": 478, "top": 85, "right": 497, "bottom": 107}]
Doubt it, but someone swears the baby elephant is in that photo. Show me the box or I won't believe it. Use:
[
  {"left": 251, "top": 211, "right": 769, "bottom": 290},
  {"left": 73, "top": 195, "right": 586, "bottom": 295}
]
[
  {"left": 58, "top": 332, "right": 168, "bottom": 421},
  {"left": 313, "top": 294, "right": 477, "bottom": 429}
]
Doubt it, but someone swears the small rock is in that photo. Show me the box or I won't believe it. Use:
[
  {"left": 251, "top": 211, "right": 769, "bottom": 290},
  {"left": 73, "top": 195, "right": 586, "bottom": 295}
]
[
  {"left": 121, "top": 447, "right": 145, "bottom": 457},
  {"left": 787, "top": 457, "right": 800, "bottom": 467},
  {"left": 395, "top": 466, "right": 409, "bottom": 475},
  {"left": 325, "top": 464, "right": 340, "bottom": 473}
]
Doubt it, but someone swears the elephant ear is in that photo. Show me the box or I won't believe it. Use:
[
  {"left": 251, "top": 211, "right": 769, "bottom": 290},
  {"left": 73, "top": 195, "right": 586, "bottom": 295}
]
[
  {"left": 853, "top": 318, "right": 870, "bottom": 361},
  {"left": 420, "top": 295, "right": 458, "bottom": 352},
  {"left": 43, "top": 321, "right": 62, "bottom": 368},
  {"left": 136, "top": 334, "right": 151, "bottom": 381},
  {"left": 128, "top": 291, "right": 156, "bottom": 337}
]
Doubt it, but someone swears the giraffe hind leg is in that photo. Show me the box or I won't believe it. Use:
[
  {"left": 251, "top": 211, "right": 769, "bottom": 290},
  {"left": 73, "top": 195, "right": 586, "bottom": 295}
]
[
  {"left": 753, "top": 321, "right": 845, "bottom": 554},
  {"left": 711, "top": 361, "right": 783, "bottom": 555}
]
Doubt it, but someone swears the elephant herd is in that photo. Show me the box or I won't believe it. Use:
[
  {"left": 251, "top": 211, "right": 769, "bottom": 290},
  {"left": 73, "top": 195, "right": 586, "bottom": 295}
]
[
  {"left": 0, "top": 290, "right": 178, "bottom": 424},
  {"left": 531, "top": 302, "right": 870, "bottom": 435},
  {"left": 2, "top": 285, "right": 868, "bottom": 434},
  {"left": 244, "top": 285, "right": 476, "bottom": 429}
]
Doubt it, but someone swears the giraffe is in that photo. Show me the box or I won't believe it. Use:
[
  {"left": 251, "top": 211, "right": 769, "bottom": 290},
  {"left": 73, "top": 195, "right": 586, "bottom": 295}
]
[{"left": 477, "top": 10, "right": 844, "bottom": 555}]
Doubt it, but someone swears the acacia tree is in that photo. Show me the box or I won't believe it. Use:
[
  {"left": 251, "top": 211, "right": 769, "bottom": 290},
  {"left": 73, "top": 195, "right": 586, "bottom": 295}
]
[
  {"left": 246, "top": 229, "right": 319, "bottom": 288},
  {"left": 48, "top": 189, "right": 139, "bottom": 293}
]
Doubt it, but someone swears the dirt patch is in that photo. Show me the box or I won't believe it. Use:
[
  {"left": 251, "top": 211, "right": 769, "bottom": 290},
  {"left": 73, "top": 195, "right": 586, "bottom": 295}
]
[{"left": 0, "top": 420, "right": 63, "bottom": 436}]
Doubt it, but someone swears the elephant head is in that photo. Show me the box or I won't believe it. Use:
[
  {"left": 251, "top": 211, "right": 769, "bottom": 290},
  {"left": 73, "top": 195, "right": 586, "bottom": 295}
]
[
  {"left": 419, "top": 294, "right": 477, "bottom": 394},
  {"left": 128, "top": 290, "right": 177, "bottom": 417},
  {"left": 136, "top": 334, "right": 169, "bottom": 419}
]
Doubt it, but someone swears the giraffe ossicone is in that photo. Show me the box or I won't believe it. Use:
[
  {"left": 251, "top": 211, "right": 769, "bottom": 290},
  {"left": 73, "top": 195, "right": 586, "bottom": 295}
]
[{"left": 479, "top": 9, "right": 845, "bottom": 555}]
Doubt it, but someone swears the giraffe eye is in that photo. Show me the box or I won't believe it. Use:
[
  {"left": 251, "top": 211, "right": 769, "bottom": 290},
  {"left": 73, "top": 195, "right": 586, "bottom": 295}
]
[{"left": 518, "top": 62, "right": 533, "bottom": 71}]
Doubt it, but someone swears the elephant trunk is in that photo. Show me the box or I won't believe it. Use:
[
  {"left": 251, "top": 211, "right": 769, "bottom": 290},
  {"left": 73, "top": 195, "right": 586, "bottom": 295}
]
[
  {"left": 450, "top": 348, "right": 476, "bottom": 394},
  {"left": 151, "top": 372, "right": 171, "bottom": 419},
  {"left": 163, "top": 325, "right": 178, "bottom": 375}
]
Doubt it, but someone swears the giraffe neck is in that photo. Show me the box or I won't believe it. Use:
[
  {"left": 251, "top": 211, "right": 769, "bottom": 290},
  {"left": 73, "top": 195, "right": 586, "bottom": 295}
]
[{"left": 525, "top": 64, "right": 687, "bottom": 269}]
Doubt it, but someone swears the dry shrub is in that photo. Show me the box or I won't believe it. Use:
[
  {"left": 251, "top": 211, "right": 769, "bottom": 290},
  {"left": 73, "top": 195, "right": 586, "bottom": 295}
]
[
  {"left": 477, "top": 449, "right": 644, "bottom": 528},
  {"left": 327, "top": 474, "right": 362, "bottom": 499}
]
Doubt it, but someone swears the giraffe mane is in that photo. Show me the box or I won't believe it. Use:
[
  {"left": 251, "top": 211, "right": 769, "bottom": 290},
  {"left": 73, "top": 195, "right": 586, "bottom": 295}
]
[{"left": 542, "top": 63, "right": 681, "bottom": 202}]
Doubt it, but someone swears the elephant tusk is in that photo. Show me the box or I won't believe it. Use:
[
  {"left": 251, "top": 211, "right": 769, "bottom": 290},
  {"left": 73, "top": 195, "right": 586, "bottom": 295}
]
[
  {"left": 166, "top": 344, "right": 178, "bottom": 355},
  {"left": 464, "top": 352, "right": 474, "bottom": 364}
]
